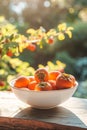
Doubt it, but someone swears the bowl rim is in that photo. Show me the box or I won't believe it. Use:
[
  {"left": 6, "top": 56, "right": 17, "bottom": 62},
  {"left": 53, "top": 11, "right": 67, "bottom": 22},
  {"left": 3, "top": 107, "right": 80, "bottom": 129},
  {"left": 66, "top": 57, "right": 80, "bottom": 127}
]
[{"left": 9, "top": 78, "right": 78, "bottom": 93}]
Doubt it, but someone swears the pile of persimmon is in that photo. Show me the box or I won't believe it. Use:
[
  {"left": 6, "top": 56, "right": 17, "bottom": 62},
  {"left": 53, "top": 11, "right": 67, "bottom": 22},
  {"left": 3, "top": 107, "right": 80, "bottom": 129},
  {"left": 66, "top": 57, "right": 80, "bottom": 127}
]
[{"left": 14, "top": 68, "right": 76, "bottom": 91}]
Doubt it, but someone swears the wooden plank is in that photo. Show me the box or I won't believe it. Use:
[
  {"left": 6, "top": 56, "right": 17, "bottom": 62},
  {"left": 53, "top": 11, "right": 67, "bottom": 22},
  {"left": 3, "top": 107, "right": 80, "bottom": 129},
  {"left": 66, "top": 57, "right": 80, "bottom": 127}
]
[
  {"left": 0, "top": 92, "right": 87, "bottom": 129},
  {"left": 0, "top": 117, "right": 86, "bottom": 130}
]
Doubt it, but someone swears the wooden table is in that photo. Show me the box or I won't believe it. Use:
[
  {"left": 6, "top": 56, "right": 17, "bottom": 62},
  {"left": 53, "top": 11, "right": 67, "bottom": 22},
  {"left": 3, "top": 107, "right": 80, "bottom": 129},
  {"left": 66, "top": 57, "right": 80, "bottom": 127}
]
[{"left": 0, "top": 91, "right": 87, "bottom": 130}]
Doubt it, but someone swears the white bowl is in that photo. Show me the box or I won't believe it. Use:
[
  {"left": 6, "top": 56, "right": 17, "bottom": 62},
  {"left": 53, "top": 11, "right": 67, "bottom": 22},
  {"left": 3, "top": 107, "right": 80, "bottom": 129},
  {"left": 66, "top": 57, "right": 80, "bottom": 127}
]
[{"left": 9, "top": 78, "right": 78, "bottom": 109}]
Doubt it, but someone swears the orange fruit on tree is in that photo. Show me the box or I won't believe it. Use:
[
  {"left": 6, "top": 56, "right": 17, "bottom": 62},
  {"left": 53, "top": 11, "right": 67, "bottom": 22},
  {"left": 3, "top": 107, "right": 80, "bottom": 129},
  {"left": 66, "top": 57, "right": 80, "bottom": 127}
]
[
  {"left": 48, "top": 36, "right": 54, "bottom": 44},
  {"left": 26, "top": 43, "right": 36, "bottom": 51},
  {"left": 34, "top": 68, "right": 49, "bottom": 83},
  {"left": 14, "top": 77, "right": 29, "bottom": 88},
  {"left": 0, "top": 80, "right": 5, "bottom": 86},
  {"left": 6, "top": 50, "right": 13, "bottom": 57},
  {"left": 56, "top": 73, "right": 76, "bottom": 89}
]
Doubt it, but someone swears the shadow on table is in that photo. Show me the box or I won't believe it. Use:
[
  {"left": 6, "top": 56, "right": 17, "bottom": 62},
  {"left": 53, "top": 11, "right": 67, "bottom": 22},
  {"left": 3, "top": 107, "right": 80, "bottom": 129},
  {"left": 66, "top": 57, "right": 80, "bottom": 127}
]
[{"left": 14, "top": 106, "right": 87, "bottom": 128}]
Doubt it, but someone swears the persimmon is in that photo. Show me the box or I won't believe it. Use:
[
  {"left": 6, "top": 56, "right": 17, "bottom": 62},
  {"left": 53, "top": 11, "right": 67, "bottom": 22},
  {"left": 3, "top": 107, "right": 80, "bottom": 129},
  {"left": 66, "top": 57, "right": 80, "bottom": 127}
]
[
  {"left": 0, "top": 81, "right": 5, "bottom": 86},
  {"left": 48, "top": 70, "right": 61, "bottom": 80},
  {"left": 6, "top": 50, "right": 13, "bottom": 57},
  {"left": 28, "top": 76, "right": 35, "bottom": 82},
  {"left": 48, "top": 80, "right": 56, "bottom": 90},
  {"left": 0, "top": 48, "right": 2, "bottom": 55},
  {"left": 14, "top": 77, "right": 29, "bottom": 88},
  {"left": 34, "top": 68, "right": 49, "bottom": 83},
  {"left": 28, "top": 80, "right": 38, "bottom": 90},
  {"left": 27, "top": 43, "right": 36, "bottom": 51},
  {"left": 56, "top": 73, "right": 76, "bottom": 89},
  {"left": 35, "top": 82, "right": 52, "bottom": 91},
  {"left": 48, "top": 36, "right": 54, "bottom": 44}
]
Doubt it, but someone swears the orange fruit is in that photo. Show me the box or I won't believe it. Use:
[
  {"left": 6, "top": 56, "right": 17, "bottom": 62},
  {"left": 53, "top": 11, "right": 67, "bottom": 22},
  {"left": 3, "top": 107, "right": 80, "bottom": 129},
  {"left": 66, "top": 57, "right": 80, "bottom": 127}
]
[
  {"left": 14, "top": 77, "right": 29, "bottom": 88},
  {"left": 56, "top": 73, "right": 76, "bottom": 89},
  {"left": 48, "top": 80, "right": 56, "bottom": 90},
  {"left": 28, "top": 76, "right": 35, "bottom": 82},
  {"left": 48, "top": 36, "right": 54, "bottom": 44},
  {"left": 27, "top": 43, "right": 36, "bottom": 51},
  {"left": 0, "top": 80, "right": 5, "bottom": 86},
  {"left": 6, "top": 50, "right": 13, "bottom": 57},
  {"left": 28, "top": 80, "right": 38, "bottom": 90},
  {"left": 35, "top": 82, "right": 52, "bottom": 91},
  {"left": 34, "top": 68, "right": 49, "bottom": 83},
  {"left": 48, "top": 70, "right": 61, "bottom": 80}
]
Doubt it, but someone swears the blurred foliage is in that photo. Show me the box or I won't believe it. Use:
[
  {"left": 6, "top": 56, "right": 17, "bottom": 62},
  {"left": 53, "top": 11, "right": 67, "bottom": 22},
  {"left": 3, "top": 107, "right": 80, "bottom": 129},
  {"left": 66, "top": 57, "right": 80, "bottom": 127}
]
[
  {"left": 38, "top": 60, "right": 66, "bottom": 72},
  {"left": 74, "top": 80, "right": 87, "bottom": 98},
  {"left": 0, "top": 16, "right": 73, "bottom": 57},
  {"left": 0, "top": 0, "right": 87, "bottom": 29},
  {"left": 0, "top": 56, "right": 35, "bottom": 90},
  {"left": 49, "top": 22, "right": 87, "bottom": 58},
  {"left": 74, "top": 57, "right": 87, "bottom": 81},
  {"left": 53, "top": 51, "right": 76, "bottom": 75},
  {"left": 20, "top": 21, "right": 87, "bottom": 70}
]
